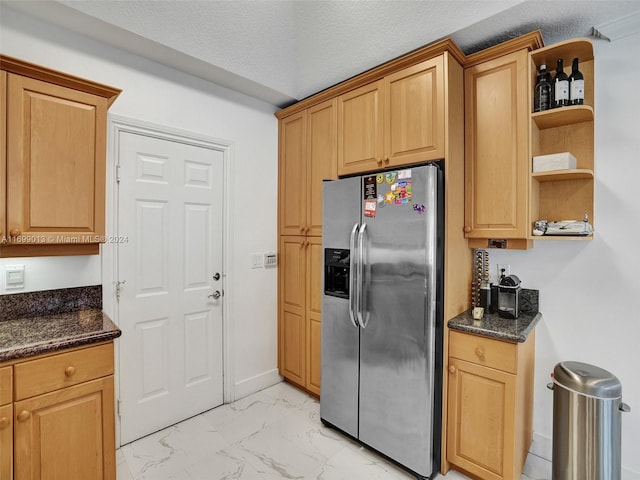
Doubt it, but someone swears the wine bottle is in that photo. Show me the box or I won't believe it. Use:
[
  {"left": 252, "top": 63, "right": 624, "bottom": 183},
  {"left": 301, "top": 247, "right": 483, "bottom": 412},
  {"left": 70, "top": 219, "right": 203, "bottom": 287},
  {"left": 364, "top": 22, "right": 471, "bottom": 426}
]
[
  {"left": 533, "top": 64, "right": 552, "bottom": 112},
  {"left": 553, "top": 58, "right": 569, "bottom": 108},
  {"left": 569, "top": 57, "right": 584, "bottom": 105}
]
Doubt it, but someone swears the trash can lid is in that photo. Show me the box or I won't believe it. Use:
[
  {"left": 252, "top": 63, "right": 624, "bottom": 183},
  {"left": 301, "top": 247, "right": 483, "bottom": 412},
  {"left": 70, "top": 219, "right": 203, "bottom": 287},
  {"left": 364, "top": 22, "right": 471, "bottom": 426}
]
[{"left": 553, "top": 361, "right": 622, "bottom": 399}]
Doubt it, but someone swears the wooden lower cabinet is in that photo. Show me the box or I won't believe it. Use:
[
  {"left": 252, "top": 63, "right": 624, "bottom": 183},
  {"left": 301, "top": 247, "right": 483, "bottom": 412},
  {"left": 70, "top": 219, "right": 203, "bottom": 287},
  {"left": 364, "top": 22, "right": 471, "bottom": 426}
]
[
  {"left": 1, "top": 342, "right": 116, "bottom": 480},
  {"left": 279, "top": 235, "right": 323, "bottom": 396},
  {"left": 0, "top": 404, "right": 12, "bottom": 480},
  {"left": 447, "top": 330, "right": 535, "bottom": 480}
]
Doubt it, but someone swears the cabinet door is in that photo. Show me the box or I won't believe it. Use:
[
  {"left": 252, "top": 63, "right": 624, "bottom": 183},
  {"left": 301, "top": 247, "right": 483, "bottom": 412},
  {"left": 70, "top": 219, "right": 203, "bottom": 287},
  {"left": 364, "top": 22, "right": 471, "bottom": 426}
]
[
  {"left": 385, "top": 56, "right": 445, "bottom": 166},
  {"left": 279, "top": 112, "right": 307, "bottom": 236},
  {"left": 447, "top": 358, "right": 516, "bottom": 480},
  {"left": 6, "top": 74, "right": 107, "bottom": 244},
  {"left": 14, "top": 376, "right": 115, "bottom": 480},
  {"left": 306, "top": 99, "right": 337, "bottom": 237},
  {"left": 305, "top": 237, "right": 323, "bottom": 395},
  {"left": 0, "top": 404, "right": 12, "bottom": 480},
  {"left": 464, "top": 50, "right": 529, "bottom": 239},
  {"left": 337, "top": 80, "right": 384, "bottom": 176},
  {"left": 0, "top": 71, "right": 6, "bottom": 244},
  {"left": 279, "top": 236, "right": 307, "bottom": 386}
]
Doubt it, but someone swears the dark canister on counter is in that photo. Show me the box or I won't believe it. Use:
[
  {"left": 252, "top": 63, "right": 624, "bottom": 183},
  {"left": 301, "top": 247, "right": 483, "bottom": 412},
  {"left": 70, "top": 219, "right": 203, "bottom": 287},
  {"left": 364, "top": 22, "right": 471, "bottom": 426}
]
[
  {"left": 498, "top": 274, "right": 521, "bottom": 319},
  {"left": 480, "top": 283, "right": 491, "bottom": 310},
  {"left": 489, "top": 284, "right": 499, "bottom": 314}
]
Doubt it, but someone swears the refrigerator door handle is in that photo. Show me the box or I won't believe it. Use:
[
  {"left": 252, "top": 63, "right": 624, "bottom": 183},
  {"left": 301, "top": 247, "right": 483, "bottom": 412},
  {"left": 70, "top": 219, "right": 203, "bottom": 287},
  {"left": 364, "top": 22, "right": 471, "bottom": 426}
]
[
  {"left": 357, "top": 222, "right": 368, "bottom": 329},
  {"left": 348, "top": 223, "right": 360, "bottom": 328}
]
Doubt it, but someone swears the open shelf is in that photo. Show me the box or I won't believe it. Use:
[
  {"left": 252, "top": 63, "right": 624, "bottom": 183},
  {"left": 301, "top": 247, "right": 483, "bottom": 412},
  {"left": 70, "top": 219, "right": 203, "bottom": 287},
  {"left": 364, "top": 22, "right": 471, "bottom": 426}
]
[
  {"left": 532, "top": 168, "right": 594, "bottom": 182},
  {"left": 530, "top": 39, "right": 594, "bottom": 67},
  {"left": 532, "top": 105, "right": 593, "bottom": 129},
  {"left": 533, "top": 234, "right": 593, "bottom": 241}
]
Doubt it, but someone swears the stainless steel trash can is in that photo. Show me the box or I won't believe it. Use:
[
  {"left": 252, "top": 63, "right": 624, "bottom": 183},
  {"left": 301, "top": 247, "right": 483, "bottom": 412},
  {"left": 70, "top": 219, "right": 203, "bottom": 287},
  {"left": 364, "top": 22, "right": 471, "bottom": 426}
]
[{"left": 548, "top": 361, "right": 630, "bottom": 480}]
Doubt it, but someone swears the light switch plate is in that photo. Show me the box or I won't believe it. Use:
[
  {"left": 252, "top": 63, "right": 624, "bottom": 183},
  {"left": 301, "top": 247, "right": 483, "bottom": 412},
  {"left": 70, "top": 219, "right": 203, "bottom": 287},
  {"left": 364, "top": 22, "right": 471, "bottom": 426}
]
[
  {"left": 250, "top": 253, "right": 263, "bottom": 269},
  {"left": 6, "top": 264, "right": 25, "bottom": 289}
]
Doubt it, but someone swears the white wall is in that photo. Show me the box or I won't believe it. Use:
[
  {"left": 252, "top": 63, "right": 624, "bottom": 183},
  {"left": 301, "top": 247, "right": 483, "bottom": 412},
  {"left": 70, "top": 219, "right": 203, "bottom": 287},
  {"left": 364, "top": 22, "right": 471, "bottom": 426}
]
[
  {"left": 490, "top": 34, "right": 640, "bottom": 477},
  {"left": 0, "top": 6, "right": 280, "bottom": 397}
]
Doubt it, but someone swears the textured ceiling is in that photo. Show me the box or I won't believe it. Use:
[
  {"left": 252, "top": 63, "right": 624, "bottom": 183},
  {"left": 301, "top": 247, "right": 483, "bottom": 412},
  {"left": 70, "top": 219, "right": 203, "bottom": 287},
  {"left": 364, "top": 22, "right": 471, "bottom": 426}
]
[{"left": 3, "top": 0, "right": 640, "bottom": 107}]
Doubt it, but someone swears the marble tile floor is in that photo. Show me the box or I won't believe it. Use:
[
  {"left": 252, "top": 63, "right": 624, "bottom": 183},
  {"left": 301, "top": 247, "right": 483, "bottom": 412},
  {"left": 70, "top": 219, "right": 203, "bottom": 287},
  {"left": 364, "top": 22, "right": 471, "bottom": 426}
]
[{"left": 117, "top": 381, "right": 550, "bottom": 480}]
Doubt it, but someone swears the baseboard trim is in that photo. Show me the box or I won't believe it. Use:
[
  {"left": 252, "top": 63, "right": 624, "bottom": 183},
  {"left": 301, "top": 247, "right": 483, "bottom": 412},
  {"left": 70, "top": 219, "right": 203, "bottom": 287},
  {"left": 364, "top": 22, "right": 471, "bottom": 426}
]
[
  {"left": 233, "top": 369, "right": 282, "bottom": 401},
  {"left": 527, "top": 431, "right": 639, "bottom": 480}
]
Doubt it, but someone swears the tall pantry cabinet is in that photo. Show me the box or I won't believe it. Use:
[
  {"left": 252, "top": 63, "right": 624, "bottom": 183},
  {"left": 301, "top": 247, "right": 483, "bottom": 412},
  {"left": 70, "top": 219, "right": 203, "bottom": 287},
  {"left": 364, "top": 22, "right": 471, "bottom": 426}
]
[
  {"left": 277, "top": 40, "right": 472, "bottom": 413},
  {"left": 278, "top": 99, "right": 337, "bottom": 396}
]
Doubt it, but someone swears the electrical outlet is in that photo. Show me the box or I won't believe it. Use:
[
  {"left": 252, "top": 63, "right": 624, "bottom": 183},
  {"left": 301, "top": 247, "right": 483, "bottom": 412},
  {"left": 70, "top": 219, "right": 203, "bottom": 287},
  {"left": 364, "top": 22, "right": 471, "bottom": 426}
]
[
  {"left": 497, "top": 264, "right": 510, "bottom": 278},
  {"left": 5, "top": 264, "right": 25, "bottom": 289}
]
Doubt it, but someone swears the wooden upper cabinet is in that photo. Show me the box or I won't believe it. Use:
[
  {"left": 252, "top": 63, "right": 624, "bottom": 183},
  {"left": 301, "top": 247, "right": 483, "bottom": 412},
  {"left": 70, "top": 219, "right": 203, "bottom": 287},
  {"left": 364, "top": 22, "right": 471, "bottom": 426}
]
[
  {"left": 306, "top": 99, "right": 337, "bottom": 237},
  {"left": 279, "top": 111, "right": 307, "bottom": 236},
  {"left": 0, "top": 55, "right": 120, "bottom": 257},
  {"left": 6, "top": 74, "right": 107, "bottom": 244},
  {"left": 385, "top": 56, "right": 445, "bottom": 166},
  {"left": 338, "top": 56, "right": 446, "bottom": 176},
  {"left": 337, "top": 80, "right": 384, "bottom": 176},
  {"left": 0, "top": 71, "right": 6, "bottom": 244},
  {"left": 464, "top": 49, "right": 529, "bottom": 240},
  {"left": 279, "top": 99, "right": 337, "bottom": 237}
]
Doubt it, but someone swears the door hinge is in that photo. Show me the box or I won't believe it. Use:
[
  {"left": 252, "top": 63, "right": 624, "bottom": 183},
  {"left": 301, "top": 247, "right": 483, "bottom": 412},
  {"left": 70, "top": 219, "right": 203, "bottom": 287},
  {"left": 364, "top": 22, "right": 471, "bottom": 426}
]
[
  {"left": 117, "top": 399, "right": 122, "bottom": 417},
  {"left": 115, "top": 280, "right": 126, "bottom": 302},
  {"left": 116, "top": 164, "right": 121, "bottom": 183}
]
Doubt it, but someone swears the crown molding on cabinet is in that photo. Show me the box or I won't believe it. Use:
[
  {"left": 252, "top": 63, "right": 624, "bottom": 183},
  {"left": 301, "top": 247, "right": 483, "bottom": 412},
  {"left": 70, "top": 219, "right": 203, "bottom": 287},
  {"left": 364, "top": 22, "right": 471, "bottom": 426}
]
[
  {"left": 275, "top": 38, "right": 465, "bottom": 119},
  {"left": 0, "top": 54, "right": 121, "bottom": 107},
  {"left": 463, "top": 30, "right": 544, "bottom": 68}
]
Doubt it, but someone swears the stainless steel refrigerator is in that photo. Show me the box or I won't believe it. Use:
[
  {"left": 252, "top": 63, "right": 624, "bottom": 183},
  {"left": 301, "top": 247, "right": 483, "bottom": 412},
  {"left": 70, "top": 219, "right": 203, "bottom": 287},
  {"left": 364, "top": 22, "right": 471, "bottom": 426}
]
[{"left": 320, "top": 163, "right": 443, "bottom": 480}]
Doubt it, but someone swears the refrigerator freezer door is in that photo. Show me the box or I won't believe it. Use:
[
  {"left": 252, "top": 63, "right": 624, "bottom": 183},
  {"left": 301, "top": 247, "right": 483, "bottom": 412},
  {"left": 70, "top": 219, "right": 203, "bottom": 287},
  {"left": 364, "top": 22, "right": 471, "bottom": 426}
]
[
  {"left": 358, "top": 165, "right": 439, "bottom": 477},
  {"left": 320, "top": 176, "right": 361, "bottom": 438}
]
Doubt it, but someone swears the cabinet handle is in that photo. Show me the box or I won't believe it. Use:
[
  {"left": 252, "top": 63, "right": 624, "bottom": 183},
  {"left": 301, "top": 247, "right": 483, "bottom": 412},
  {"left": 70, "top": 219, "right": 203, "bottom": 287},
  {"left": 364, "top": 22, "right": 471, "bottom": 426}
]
[
  {"left": 65, "top": 366, "right": 76, "bottom": 377},
  {"left": 0, "top": 417, "right": 9, "bottom": 429},
  {"left": 475, "top": 347, "right": 484, "bottom": 357},
  {"left": 9, "top": 229, "right": 21, "bottom": 237},
  {"left": 376, "top": 158, "right": 383, "bottom": 166},
  {"left": 305, "top": 227, "right": 310, "bottom": 234},
  {"left": 383, "top": 156, "right": 389, "bottom": 165},
  {"left": 17, "top": 410, "right": 30, "bottom": 422},
  {"left": 448, "top": 365, "right": 456, "bottom": 374},
  {"left": 300, "top": 227, "right": 305, "bottom": 234},
  {"left": 463, "top": 226, "right": 471, "bottom": 234}
]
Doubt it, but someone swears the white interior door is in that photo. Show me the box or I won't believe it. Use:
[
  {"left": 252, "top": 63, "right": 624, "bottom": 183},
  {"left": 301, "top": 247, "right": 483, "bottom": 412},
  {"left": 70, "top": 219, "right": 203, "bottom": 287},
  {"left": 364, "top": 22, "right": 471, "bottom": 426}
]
[{"left": 117, "top": 131, "right": 224, "bottom": 445}]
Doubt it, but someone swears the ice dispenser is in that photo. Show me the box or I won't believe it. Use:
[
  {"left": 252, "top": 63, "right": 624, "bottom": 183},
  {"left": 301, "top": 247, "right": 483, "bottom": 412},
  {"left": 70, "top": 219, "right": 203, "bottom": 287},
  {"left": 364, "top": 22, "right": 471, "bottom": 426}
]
[{"left": 324, "top": 248, "right": 350, "bottom": 299}]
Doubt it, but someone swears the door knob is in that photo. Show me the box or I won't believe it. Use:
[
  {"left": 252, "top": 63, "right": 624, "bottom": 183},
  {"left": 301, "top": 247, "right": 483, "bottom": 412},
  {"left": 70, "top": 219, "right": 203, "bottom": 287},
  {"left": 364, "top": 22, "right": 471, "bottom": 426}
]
[
  {"left": 213, "top": 273, "right": 221, "bottom": 281},
  {"left": 209, "top": 290, "right": 221, "bottom": 300}
]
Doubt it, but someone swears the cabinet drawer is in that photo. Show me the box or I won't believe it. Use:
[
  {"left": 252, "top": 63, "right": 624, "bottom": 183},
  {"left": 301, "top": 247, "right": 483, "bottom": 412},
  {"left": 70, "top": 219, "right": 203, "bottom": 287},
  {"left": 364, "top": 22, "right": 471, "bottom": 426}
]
[
  {"left": 449, "top": 330, "right": 517, "bottom": 374},
  {"left": 0, "top": 367, "right": 12, "bottom": 405},
  {"left": 14, "top": 343, "right": 114, "bottom": 401}
]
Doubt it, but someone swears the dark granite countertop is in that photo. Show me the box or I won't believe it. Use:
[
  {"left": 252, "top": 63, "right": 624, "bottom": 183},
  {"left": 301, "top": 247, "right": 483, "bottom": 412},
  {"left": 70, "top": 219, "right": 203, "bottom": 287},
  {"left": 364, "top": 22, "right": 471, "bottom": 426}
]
[
  {"left": 448, "top": 309, "right": 542, "bottom": 343},
  {"left": 0, "top": 309, "right": 121, "bottom": 362}
]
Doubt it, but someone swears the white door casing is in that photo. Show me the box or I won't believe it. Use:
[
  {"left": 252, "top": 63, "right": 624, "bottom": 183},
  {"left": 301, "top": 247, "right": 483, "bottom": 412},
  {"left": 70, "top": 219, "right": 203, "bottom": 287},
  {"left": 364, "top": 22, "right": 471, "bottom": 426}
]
[{"left": 113, "top": 124, "right": 228, "bottom": 445}]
